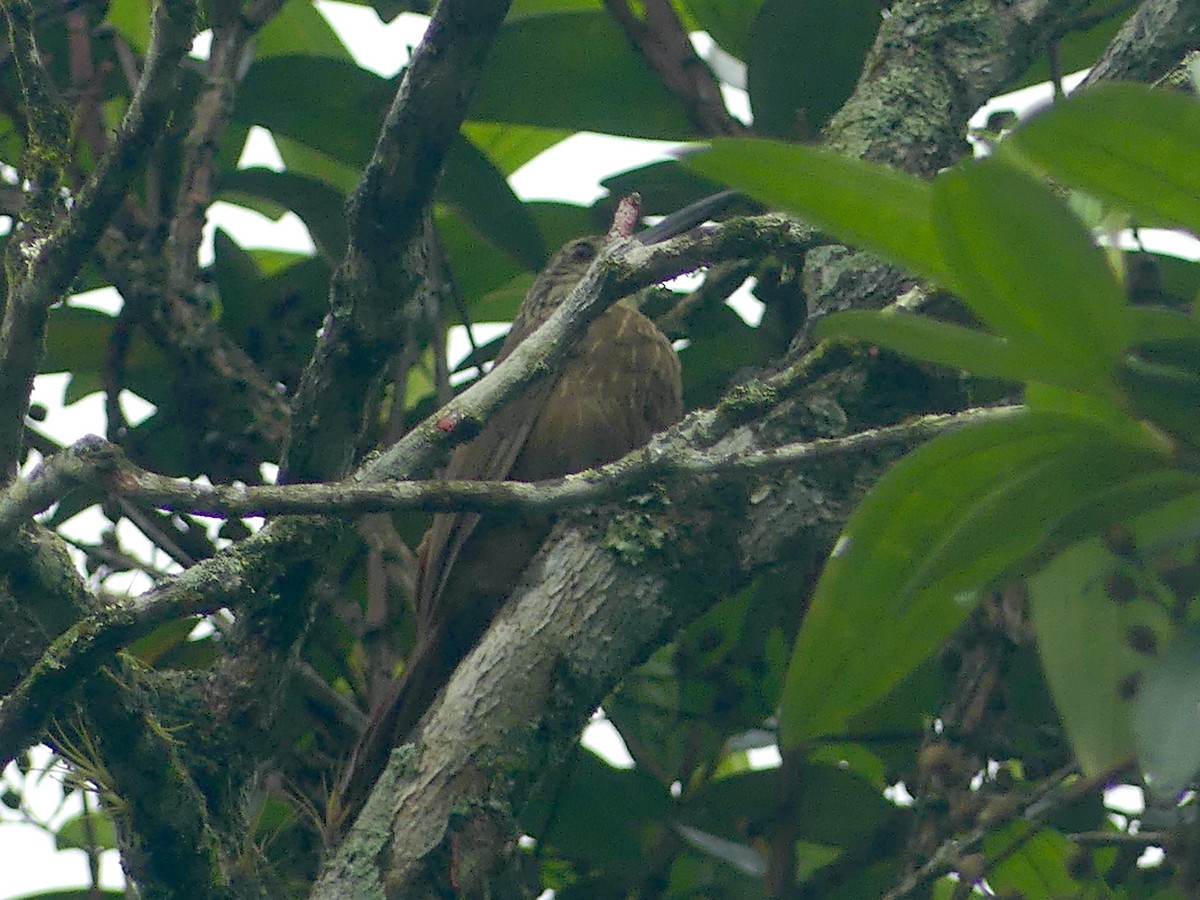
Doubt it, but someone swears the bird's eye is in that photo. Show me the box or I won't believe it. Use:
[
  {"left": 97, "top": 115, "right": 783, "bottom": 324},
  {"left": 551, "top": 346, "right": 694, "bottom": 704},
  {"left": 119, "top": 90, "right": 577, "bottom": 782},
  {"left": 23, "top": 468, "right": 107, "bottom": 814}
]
[{"left": 570, "top": 240, "right": 597, "bottom": 262}]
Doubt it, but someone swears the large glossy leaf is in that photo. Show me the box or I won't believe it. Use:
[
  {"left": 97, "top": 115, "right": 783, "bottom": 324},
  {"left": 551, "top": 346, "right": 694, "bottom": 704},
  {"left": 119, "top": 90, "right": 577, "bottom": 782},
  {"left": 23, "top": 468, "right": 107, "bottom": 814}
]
[
  {"left": 746, "top": 0, "right": 878, "bottom": 137},
  {"left": 780, "top": 413, "right": 1162, "bottom": 746},
  {"left": 469, "top": 11, "right": 694, "bottom": 138},
  {"left": 684, "top": 138, "right": 948, "bottom": 283},
  {"left": 461, "top": 121, "right": 569, "bottom": 175},
  {"left": 441, "top": 135, "right": 548, "bottom": 270},
  {"left": 933, "top": 160, "right": 1129, "bottom": 375},
  {"left": 254, "top": 0, "right": 354, "bottom": 61},
  {"left": 1007, "top": 84, "right": 1200, "bottom": 236},
  {"left": 1119, "top": 353, "right": 1200, "bottom": 449},
  {"left": 1128, "top": 305, "right": 1200, "bottom": 346},
  {"left": 220, "top": 168, "right": 349, "bottom": 261},
  {"left": 681, "top": 0, "right": 764, "bottom": 58},
  {"left": 235, "top": 56, "right": 389, "bottom": 169},
  {"left": 1033, "top": 469, "right": 1200, "bottom": 561}
]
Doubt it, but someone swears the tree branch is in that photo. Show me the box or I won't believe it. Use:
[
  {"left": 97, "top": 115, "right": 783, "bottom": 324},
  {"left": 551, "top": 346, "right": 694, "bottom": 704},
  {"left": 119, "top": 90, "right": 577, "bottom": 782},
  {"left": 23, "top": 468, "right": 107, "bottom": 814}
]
[
  {"left": 0, "top": 509, "right": 331, "bottom": 771},
  {"left": 0, "top": 212, "right": 828, "bottom": 769},
  {"left": 282, "top": 0, "right": 517, "bottom": 482},
  {"left": 1, "top": 406, "right": 1022, "bottom": 529},
  {"left": 168, "top": 1, "right": 284, "bottom": 294},
  {"left": 1082, "top": 0, "right": 1200, "bottom": 87},
  {"left": 0, "top": 0, "right": 195, "bottom": 476},
  {"left": 603, "top": 0, "right": 746, "bottom": 136},
  {"left": 359, "top": 213, "right": 822, "bottom": 483}
]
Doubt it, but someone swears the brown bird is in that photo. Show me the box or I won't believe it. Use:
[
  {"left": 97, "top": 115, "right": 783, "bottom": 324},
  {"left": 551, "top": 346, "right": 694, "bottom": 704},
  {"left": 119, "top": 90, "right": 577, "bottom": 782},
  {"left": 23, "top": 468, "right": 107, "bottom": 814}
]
[{"left": 337, "top": 192, "right": 736, "bottom": 825}]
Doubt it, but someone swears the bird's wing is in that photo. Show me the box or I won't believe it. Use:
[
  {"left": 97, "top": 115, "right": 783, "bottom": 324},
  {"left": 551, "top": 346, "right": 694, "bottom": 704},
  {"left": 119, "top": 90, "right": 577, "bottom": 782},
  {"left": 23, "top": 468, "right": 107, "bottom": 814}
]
[{"left": 412, "top": 290, "right": 562, "bottom": 630}]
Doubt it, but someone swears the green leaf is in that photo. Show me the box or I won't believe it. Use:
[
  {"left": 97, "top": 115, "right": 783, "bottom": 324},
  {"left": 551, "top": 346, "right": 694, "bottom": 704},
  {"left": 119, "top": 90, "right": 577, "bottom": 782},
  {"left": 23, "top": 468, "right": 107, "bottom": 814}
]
[
  {"left": 985, "top": 825, "right": 1084, "bottom": 897},
  {"left": 1128, "top": 305, "right": 1200, "bottom": 346},
  {"left": 815, "top": 310, "right": 1102, "bottom": 394},
  {"left": 63, "top": 371, "right": 102, "bottom": 406},
  {"left": 469, "top": 12, "right": 693, "bottom": 138},
  {"left": 40, "top": 307, "right": 113, "bottom": 375},
  {"left": 42, "top": 306, "right": 172, "bottom": 414},
  {"left": 1007, "top": 83, "right": 1200, "bottom": 236},
  {"left": 673, "top": 822, "right": 766, "bottom": 876},
  {"left": 1132, "top": 628, "right": 1200, "bottom": 798},
  {"left": 461, "top": 121, "right": 569, "bottom": 174},
  {"left": 104, "top": 0, "right": 153, "bottom": 54},
  {"left": 681, "top": 0, "right": 764, "bottom": 58},
  {"left": 55, "top": 810, "right": 117, "bottom": 852},
  {"left": 520, "top": 748, "right": 669, "bottom": 866},
  {"left": 684, "top": 138, "right": 947, "bottom": 283},
  {"left": 933, "top": 160, "right": 1129, "bottom": 369},
  {"left": 746, "top": 0, "right": 878, "bottom": 137},
  {"left": 1119, "top": 354, "right": 1200, "bottom": 449},
  {"left": 254, "top": 0, "right": 354, "bottom": 61},
  {"left": 440, "top": 135, "right": 547, "bottom": 270},
  {"left": 1028, "top": 539, "right": 1149, "bottom": 776},
  {"left": 128, "top": 617, "right": 200, "bottom": 665},
  {"left": 236, "top": 57, "right": 390, "bottom": 169},
  {"left": 217, "top": 252, "right": 331, "bottom": 381},
  {"left": 273, "top": 134, "right": 361, "bottom": 192},
  {"left": 678, "top": 304, "right": 765, "bottom": 407},
  {"left": 212, "top": 228, "right": 264, "bottom": 325},
  {"left": 1033, "top": 469, "right": 1200, "bottom": 560},
  {"left": 600, "top": 159, "right": 732, "bottom": 219},
  {"left": 780, "top": 413, "right": 1161, "bottom": 746},
  {"left": 506, "top": 0, "right": 601, "bottom": 18},
  {"left": 220, "top": 167, "right": 348, "bottom": 261},
  {"left": 1004, "top": 6, "right": 1123, "bottom": 93},
  {"left": 435, "top": 208, "right": 526, "bottom": 319}
]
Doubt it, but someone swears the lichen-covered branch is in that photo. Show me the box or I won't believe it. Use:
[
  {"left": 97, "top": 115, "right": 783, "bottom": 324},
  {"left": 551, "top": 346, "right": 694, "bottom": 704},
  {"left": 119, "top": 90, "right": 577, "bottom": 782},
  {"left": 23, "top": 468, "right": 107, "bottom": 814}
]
[
  {"left": 0, "top": 509, "right": 329, "bottom": 773},
  {"left": 2, "top": 405, "right": 1020, "bottom": 528},
  {"left": 1081, "top": 0, "right": 1200, "bottom": 86},
  {"left": 0, "top": 214, "right": 818, "bottom": 770}
]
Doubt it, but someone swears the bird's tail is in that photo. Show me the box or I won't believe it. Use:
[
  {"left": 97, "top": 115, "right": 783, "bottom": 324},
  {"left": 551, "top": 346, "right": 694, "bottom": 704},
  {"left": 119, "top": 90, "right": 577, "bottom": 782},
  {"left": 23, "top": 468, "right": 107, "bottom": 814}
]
[{"left": 333, "top": 634, "right": 449, "bottom": 832}]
